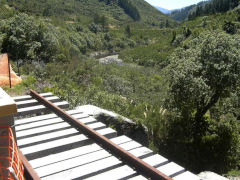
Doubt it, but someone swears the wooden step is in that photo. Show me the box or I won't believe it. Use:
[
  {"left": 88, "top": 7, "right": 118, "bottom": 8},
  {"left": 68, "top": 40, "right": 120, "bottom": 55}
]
[
  {"left": 37, "top": 138, "right": 153, "bottom": 180},
  {"left": 173, "top": 171, "right": 201, "bottom": 180},
  {"left": 91, "top": 154, "right": 168, "bottom": 180},
  {"left": 15, "top": 110, "right": 87, "bottom": 126},
  {"left": 157, "top": 162, "right": 185, "bottom": 177},
  {"left": 13, "top": 91, "right": 200, "bottom": 179},
  {"left": 85, "top": 165, "right": 144, "bottom": 180},
  {"left": 13, "top": 92, "right": 53, "bottom": 102},
  {"left": 15, "top": 101, "right": 69, "bottom": 118},
  {"left": 20, "top": 128, "right": 117, "bottom": 160},
  {"left": 16, "top": 96, "right": 61, "bottom": 109},
  {"left": 17, "top": 122, "right": 106, "bottom": 148},
  {"left": 29, "top": 135, "right": 132, "bottom": 169},
  {"left": 16, "top": 115, "right": 100, "bottom": 139}
]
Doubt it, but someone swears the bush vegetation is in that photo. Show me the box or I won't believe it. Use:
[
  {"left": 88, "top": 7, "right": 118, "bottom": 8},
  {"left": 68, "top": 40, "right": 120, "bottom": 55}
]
[{"left": 1, "top": 0, "right": 240, "bottom": 176}]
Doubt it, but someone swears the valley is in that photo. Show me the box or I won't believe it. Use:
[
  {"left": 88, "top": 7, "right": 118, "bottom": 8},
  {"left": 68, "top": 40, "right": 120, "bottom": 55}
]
[{"left": 0, "top": 0, "right": 239, "bottom": 178}]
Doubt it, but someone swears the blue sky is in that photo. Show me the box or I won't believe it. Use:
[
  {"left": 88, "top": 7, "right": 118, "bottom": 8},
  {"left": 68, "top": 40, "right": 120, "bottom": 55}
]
[{"left": 145, "top": 0, "right": 205, "bottom": 10}]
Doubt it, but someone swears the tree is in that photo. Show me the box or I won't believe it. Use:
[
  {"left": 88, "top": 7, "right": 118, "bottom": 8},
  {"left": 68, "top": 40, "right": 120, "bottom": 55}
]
[
  {"left": 93, "top": 13, "right": 101, "bottom": 24},
  {"left": 165, "top": 31, "right": 240, "bottom": 171},
  {"left": 165, "top": 19, "right": 169, "bottom": 28},
  {"left": 188, "top": 0, "right": 239, "bottom": 19},
  {"left": 167, "top": 30, "right": 240, "bottom": 137},
  {"left": 0, "top": 13, "right": 58, "bottom": 68},
  {"left": 100, "top": 15, "right": 108, "bottom": 32},
  {"left": 183, "top": 27, "right": 191, "bottom": 38},
  {"left": 223, "top": 21, "right": 237, "bottom": 34},
  {"left": 118, "top": 0, "right": 140, "bottom": 21},
  {"left": 125, "top": 25, "right": 131, "bottom": 38},
  {"left": 171, "top": 31, "right": 176, "bottom": 44}
]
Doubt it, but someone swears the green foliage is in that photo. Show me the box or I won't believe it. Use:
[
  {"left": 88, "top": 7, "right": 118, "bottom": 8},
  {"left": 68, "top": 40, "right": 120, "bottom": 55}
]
[
  {"left": 119, "top": 29, "right": 174, "bottom": 67},
  {"left": 223, "top": 21, "right": 237, "bottom": 34},
  {"left": 1, "top": 0, "right": 239, "bottom": 176},
  {"left": 162, "top": 30, "right": 240, "bottom": 173},
  {"left": 93, "top": 14, "right": 109, "bottom": 31},
  {"left": 5, "top": 75, "right": 37, "bottom": 95},
  {"left": 88, "top": 23, "right": 103, "bottom": 33},
  {"left": 118, "top": 0, "right": 140, "bottom": 21},
  {"left": 170, "top": 4, "right": 197, "bottom": 21},
  {"left": 3, "top": 0, "right": 172, "bottom": 27},
  {"left": 0, "top": 13, "right": 58, "bottom": 63},
  {"left": 189, "top": 0, "right": 239, "bottom": 20},
  {"left": 125, "top": 25, "right": 131, "bottom": 37}
]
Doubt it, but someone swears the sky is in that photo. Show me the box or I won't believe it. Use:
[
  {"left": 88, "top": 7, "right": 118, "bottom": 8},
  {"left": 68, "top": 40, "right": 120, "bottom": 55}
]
[{"left": 145, "top": 0, "right": 205, "bottom": 10}]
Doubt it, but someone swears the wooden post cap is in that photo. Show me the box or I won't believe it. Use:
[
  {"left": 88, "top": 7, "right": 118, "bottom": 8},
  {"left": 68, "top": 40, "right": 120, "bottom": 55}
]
[{"left": 0, "top": 87, "right": 17, "bottom": 117}]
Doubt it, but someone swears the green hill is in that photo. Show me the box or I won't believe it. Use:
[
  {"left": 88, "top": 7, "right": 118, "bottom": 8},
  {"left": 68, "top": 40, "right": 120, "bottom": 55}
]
[
  {"left": 1, "top": 0, "right": 239, "bottom": 177},
  {"left": 0, "top": 0, "right": 174, "bottom": 27}
]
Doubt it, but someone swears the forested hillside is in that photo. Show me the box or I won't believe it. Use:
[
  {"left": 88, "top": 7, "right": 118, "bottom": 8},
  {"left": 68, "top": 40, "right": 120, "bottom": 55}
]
[
  {"left": 170, "top": 4, "right": 198, "bottom": 21},
  {"left": 1, "top": 0, "right": 174, "bottom": 26},
  {"left": 0, "top": 0, "right": 240, "bottom": 178},
  {"left": 189, "top": 0, "right": 239, "bottom": 19},
  {"left": 170, "top": 0, "right": 240, "bottom": 21}
]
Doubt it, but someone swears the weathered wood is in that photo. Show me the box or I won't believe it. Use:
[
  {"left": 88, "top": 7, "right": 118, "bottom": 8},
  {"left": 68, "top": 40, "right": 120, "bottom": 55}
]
[
  {"left": 19, "top": 150, "right": 41, "bottom": 180},
  {"left": 0, "top": 87, "right": 17, "bottom": 117},
  {"left": 13, "top": 92, "right": 53, "bottom": 102},
  {"left": 12, "top": 92, "right": 199, "bottom": 180},
  {"left": 173, "top": 171, "right": 201, "bottom": 180},
  {"left": 30, "top": 90, "right": 172, "bottom": 180},
  {"left": 16, "top": 96, "right": 61, "bottom": 109},
  {"left": 16, "top": 101, "right": 69, "bottom": 117},
  {"left": 28, "top": 135, "right": 131, "bottom": 169},
  {"left": 15, "top": 111, "right": 87, "bottom": 126}
]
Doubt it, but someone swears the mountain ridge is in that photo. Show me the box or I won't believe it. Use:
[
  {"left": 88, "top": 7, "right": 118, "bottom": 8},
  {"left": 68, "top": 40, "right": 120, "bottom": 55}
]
[
  {"left": 154, "top": 6, "right": 172, "bottom": 14},
  {"left": 2, "top": 0, "right": 175, "bottom": 27}
]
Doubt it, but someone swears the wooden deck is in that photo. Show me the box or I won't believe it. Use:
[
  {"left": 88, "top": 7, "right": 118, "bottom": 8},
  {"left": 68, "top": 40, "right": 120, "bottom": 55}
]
[{"left": 13, "top": 93, "right": 201, "bottom": 180}]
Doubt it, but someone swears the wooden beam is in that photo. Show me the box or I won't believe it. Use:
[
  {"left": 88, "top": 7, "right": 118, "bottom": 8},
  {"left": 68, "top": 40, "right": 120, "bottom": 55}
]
[{"left": 19, "top": 150, "right": 41, "bottom": 180}]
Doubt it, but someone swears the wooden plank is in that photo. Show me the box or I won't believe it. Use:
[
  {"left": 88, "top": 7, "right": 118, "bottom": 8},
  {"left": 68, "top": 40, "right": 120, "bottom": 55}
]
[
  {"left": 128, "top": 147, "right": 154, "bottom": 159},
  {"left": 173, "top": 171, "right": 201, "bottom": 180},
  {"left": 17, "top": 128, "right": 79, "bottom": 147},
  {"left": 36, "top": 148, "right": 116, "bottom": 177},
  {"left": 19, "top": 150, "right": 41, "bottom": 180},
  {"left": 15, "top": 111, "right": 87, "bottom": 126},
  {"left": 157, "top": 162, "right": 185, "bottom": 177},
  {"left": 20, "top": 128, "right": 117, "bottom": 159},
  {"left": 39, "top": 143, "right": 154, "bottom": 179},
  {"left": 13, "top": 92, "right": 53, "bottom": 102},
  {"left": 38, "top": 142, "right": 152, "bottom": 180},
  {"left": 142, "top": 154, "right": 168, "bottom": 168},
  {"left": 129, "top": 154, "right": 169, "bottom": 180},
  {"left": 85, "top": 165, "right": 141, "bottom": 180},
  {"left": 16, "top": 101, "right": 69, "bottom": 117},
  {"left": 16, "top": 96, "right": 60, "bottom": 108},
  {"left": 84, "top": 142, "right": 155, "bottom": 180},
  {"left": 30, "top": 89, "right": 171, "bottom": 180},
  {"left": 128, "top": 176, "right": 147, "bottom": 180},
  {"left": 41, "top": 156, "right": 122, "bottom": 180},
  {"left": 16, "top": 116, "right": 98, "bottom": 139},
  {"left": 16, "top": 118, "right": 64, "bottom": 131},
  {"left": 16, "top": 122, "right": 72, "bottom": 138},
  {"left": 17, "top": 121, "right": 108, "bottom": 143},
  {"left": 29, "top": 135, "right": 131, "bottom": 169},
  {"left": 110, "top": 135, "right": 132, "bottom": 145},
  {"left": 17, "top": 122, "right": 106, "bottom": 147},
  {"left": 0, "top": 87, "right": 17, "bottom": 117}
]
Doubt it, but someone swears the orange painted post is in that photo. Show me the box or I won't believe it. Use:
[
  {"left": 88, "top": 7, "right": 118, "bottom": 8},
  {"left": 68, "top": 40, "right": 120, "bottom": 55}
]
[{"left": 0, "top": 54, "right": 22, "bottom": 87}]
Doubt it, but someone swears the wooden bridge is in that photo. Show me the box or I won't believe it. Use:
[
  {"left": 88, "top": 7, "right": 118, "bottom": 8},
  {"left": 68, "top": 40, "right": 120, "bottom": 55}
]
[{"left": 2, "top": 88, "right": 201, "bottom": 179}]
